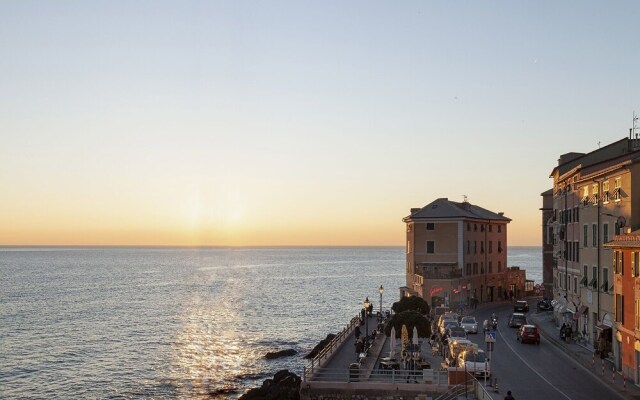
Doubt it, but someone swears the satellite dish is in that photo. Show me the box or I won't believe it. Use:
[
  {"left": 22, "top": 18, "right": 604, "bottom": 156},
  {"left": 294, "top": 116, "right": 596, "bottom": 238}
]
[{"left": 616, "top": 216, "right": 627, "bottom": 228}]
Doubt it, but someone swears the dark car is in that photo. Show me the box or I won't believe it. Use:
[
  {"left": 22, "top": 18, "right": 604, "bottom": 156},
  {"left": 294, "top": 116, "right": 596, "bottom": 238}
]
[
  {"left": 517, "top": 324, "right": 540, "bottom": 344},
  {"left": 508, "top": 313, "right": 527, "bottom": 328},
  {"left": 537, "top": 299, "right": 552, "bottom": 311},
  {"left": 514, "top": 300, "right": 529, "bottom": 313}
]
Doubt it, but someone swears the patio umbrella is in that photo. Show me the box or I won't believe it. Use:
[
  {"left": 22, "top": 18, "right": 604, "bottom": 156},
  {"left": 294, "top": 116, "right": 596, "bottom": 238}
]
[
  {"left": 389, "top": 327, "right": 396, "bottom": 358},
  {"left": 412, "top": 326, "right": 419, "bottom": 345}
]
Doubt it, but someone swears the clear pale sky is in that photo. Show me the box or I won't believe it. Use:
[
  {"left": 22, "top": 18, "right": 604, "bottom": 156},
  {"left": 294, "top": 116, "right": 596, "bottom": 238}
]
[{"left": 2, "top": 1, "right": 639, "bottom": 246}]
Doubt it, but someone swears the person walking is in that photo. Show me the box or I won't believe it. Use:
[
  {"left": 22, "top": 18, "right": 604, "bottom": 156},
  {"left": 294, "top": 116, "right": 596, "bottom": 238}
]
[
  {"left": 504, "top": 390, "right": 515, "bottom": 400},
  {"left": 355, "top": 325, "right": 361, "bottom": 341}
]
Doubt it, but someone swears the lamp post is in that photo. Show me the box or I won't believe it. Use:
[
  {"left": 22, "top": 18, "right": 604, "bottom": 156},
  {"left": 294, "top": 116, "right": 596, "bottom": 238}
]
[
  {"left": 364, "top": 297, "right": 371, "bottom": 337},
  {"left": 379, "top": 285, "right": 384, "bottom": 316}
]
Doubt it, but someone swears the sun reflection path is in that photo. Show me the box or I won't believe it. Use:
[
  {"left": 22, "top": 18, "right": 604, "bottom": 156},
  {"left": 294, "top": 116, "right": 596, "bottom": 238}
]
[{"left": 171, "top": 291, "right": 264, "bottom": 399}]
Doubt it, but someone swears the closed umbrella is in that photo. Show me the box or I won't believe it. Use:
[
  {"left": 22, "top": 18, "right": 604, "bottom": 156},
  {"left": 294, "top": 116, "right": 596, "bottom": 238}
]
[
  {"left": 389, "top": 327, "right": 396, "bottom": 358},
  {"left": 412, "top": 326, "right": 419, "bottom": 345}
]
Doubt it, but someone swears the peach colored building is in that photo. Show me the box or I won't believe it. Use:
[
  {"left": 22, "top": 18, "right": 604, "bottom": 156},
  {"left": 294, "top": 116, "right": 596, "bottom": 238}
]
[
  {"left": 605, "top": 233, "right": 640, "bottom": 383},
  {"left": 402, "top": 198, "right": 520, "bottom": 308}
]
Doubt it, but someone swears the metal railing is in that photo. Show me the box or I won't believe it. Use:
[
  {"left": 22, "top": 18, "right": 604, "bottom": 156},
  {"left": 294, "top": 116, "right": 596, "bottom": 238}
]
[
  {"left": 303, "top": 314, "right": 360, "bottom": 380},
  {"left": 304, "top": 367, "right": 449, "bottom": 385}
]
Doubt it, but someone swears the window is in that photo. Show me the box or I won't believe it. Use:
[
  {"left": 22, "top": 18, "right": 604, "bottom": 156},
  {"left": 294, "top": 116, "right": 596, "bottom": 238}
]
[
  {"left": 474, "top": 224, "right": 477, "bottom": 231},
  {"left": 633, "top": 252, "right": 639, "bottom": 277},
  {"left": 466, "top": 263, "right": 471, "bottom": 276},
  {"left": 427, "top": 241, "right": 435, "bottom": 253},
  {"left": 603, "top": 223, "right": 609, "bottom": 244},
  {"left": 614, "top": 251, "right": 619, "bottom": 274},
  {"left": 615, "top": 177, "right": 622, "bottom": 189},
  {"left": 592, "top": 224, "right": 598, "bottom": 247},
  {"left": 498, "top": 241, "right": 503, "bottom": 253},
  {"left": 498, "top": 261, "right": 502, "bottom": 272},
  {"left": 591, "top": 183, "right": 599, "bottom": 204},
  {"left": 498, "top": 225, "right": 502, "bottom": 233},
  {"left": 489, "top": 261, "right": 493, "bottom": 273},
  {"left": 481, "top": 241, "right": 484, "bottom": 254},
  {"left": 473, "top": 263, "right": 478, "bottom": 275},
  {"left": 480, "top": 262, "right": 484, "bottom": 274},
  {"left": 574, "top": 276, "right": 578, "bottom": 293},
  {"left": 616, "top": 294, "right": 624, "bottom": 323},
  {"left": 467, "top": 223, "right": 470, "bottom": 231},
  {"left": 614, "top": 177, "right": 622, "bottom": 201},
  {"left": 426, "top": 223, "right": 435, "bottom": 230},
  {"left": 636, "top": 300, "right": 640, "bottom": 330},
  {"left": 474, "top": 241, "right": 477, "bottom": 254},
  {"left": 620, "top": 251, "right": 625, "bottom": 275},
  {"left": 582, "top": 186, "right": 589, "bottom": 200},
  {"left": 603, "top": 181, "right": 609, "bottom": 192},
  {"left": 481, "top": 224, "right": 485, "bottom": 232},
  {"left": 601, "top": 268, "right": 609, "bottom": 292},
  {"left": 489, "top": 225, "right": 492, "bottom": 232},
  {"left": 591, "top": 266, "right": 598, "bottom": 289},
  {"left": 583, "top": 225, "right": 588, "bottom": 247},
  {"left": 575, "top": 241, "right": 579, "bottom": 263},
  {"left": 407, "top": 240, "right": 411, "bottom": 254},
  {"left": 574, "top": 206, "right": 579, "bottom": 223},
  {"left": 467, "top": 241, "right": 470, "bottom": 254},
  {"left": 489, "top": 241, "right": 493, "bottom": 253}
]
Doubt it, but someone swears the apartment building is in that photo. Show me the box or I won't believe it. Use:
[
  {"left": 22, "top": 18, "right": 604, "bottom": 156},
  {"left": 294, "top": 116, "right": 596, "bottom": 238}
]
[
  {"left": 541, "top": 188, "right": 555, "bottom": 299},
  {"left": 605, "top": 232, "right": 640, "bottom": 383},
  {"left": 402, "top": 198, "right": 520, "bottom": 308},
  {"left": 549, "top": 136, "right": 640, "bottom": 369}
]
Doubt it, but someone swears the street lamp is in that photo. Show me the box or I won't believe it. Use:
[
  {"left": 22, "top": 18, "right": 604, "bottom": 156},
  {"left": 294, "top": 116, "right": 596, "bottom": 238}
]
[
  {"left": 363, "top": 297, "right": 371, "bottom": 337},
  {"left": 379, "top": 285, "right": 384, "bottom": 315}
]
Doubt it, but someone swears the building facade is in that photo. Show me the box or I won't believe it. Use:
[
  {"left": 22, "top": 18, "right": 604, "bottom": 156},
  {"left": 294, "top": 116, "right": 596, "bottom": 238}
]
[
  {"left": 549, "top": 136, "right": 640, "bottom": 370},
  {"left": 402, "top": 198, "right": 522, "bottom": 308},
  {"left": 605, "top": 233, "right": 640, "bottom": 383},
  {"left": 541, "top": 188, "right": 555, "bottom": 299}
]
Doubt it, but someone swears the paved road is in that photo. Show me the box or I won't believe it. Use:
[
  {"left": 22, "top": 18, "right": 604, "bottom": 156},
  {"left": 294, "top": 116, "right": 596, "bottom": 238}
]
[{"left": 462, "top": 301, "right": 636, "bottom": 400}]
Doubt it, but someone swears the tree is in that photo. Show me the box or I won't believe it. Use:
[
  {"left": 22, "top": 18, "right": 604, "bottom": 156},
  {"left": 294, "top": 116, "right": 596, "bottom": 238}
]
[
  {"left": 384, "top": 310, "right": 431, "bottom": 338},
  {"left": 392, "top": 295, "right": 430, "bottom": 316}
]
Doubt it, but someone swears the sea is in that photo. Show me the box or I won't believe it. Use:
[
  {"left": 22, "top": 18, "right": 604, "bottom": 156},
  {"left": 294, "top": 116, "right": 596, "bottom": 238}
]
[{"left": 0, "top": 246, "right": 541, "bottom": 399}]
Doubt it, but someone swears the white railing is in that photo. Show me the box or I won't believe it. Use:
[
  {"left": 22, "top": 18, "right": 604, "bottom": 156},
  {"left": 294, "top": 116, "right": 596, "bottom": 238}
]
[
  {"left": 303, "top": 315, "right": 361, "bottom": 380},
  {"left": 304, "top": 367, "right": 449, "bottom": 385}
]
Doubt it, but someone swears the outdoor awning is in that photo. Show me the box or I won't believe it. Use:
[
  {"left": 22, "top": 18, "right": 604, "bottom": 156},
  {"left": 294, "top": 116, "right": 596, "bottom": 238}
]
[
  {"left": 579, "top": 276, "right": 588, "bottom": 286},
  {"left": 596, "top": 324, "right": 612, "bottom": 331},
  {"left": 588, "top": 277, "right": 597, "bottom": 288},
  {"left": 573, "top": 305, "right": 587, "bottom": 320}
]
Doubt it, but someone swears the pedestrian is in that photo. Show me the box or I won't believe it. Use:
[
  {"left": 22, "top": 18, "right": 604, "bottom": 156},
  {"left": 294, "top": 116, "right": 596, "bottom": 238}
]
[
  {"left": 560, "top": 323, "right": 566, "bottom": 341},
  {"left": 565, "top": 325, "right": 572, "bottom": 343},
  {"left": 355, "top": 325, "right": 361, "bottom": 341},
  {"left": 504, "top": 390, "right": 515, "bottom": 400}
]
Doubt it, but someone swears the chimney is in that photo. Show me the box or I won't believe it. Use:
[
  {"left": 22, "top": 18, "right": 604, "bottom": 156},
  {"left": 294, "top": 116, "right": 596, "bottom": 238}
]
[
  {"left": 410, "top": 208, "right": 421, "bottom": 214},
  {"left": 498, "top": 212, "right": 504, "bottom": 216}
]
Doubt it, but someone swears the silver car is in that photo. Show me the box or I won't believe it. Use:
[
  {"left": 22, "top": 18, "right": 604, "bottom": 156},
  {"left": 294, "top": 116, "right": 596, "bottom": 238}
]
[{"left": 460, "top": 316, "right": 478, "bottom": 334}]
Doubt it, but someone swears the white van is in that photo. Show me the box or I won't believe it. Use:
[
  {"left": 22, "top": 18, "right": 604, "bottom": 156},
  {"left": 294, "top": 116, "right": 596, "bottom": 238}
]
[{"left": 457, "top": 348, "right": 490, "bottom": 378}]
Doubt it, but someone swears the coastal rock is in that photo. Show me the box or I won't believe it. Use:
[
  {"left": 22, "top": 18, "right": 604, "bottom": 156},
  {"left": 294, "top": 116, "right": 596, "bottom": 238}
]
[
  {"left": 264, "top": 349, "right": 297, "bottom": 359},
  {"left": 304, "top": 333, "right": 336, "bottom": 359},
  {"left": 239, "top": 369, "right": 301, "bottom": 400}
]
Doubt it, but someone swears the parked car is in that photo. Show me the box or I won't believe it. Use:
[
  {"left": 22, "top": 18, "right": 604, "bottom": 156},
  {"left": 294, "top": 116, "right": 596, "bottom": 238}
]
[
  {"left": 440, "top": 320, "right": 460, "bottom": 335},
  {"left": 508, "top": 313, "right": 527, "bottom": 328},
  {"left": 448, "top": 327, "right": 467, "bottom": 341},
  {"left": 460, "top": 316, "right": 478, "bottom": 334},
  {"left": 457, "top": 348, "right": 490, "bottom": 377},
  {"left": 537, "top": 299, "right": 552, "bottom": 311},
  {"left": 514, "top": 300, "right": 529, "bottom": 313},
  {"left": 517, "top": 324, "right": 540, "bottom": 344}
]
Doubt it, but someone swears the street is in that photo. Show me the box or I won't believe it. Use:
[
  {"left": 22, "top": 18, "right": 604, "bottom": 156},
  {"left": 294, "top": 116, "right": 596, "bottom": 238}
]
[{"left": 464, "top": 303, "right": 624, "bottom": 400}]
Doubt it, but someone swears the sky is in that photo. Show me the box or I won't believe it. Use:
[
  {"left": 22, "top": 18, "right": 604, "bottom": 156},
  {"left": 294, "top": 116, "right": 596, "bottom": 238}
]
[{"left": 1, "top": 1, "right": 640, "bottom": 246}]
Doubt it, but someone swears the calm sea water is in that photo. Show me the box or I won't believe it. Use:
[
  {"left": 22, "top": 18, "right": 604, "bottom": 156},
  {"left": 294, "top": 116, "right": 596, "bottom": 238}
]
[{"left": 0, "top": 246, "right": 540, "bottom": 399}]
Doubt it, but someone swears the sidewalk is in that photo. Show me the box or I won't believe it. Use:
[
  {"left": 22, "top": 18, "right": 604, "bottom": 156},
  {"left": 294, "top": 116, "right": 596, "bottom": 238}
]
[{"left": 529, "top": 310, "right": 640, "bottom": 400}]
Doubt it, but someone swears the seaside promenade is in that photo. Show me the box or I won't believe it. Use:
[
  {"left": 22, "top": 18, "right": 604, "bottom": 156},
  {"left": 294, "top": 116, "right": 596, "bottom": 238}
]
[{"left": 303, "top": 298, "right": 640, "bottom": 400}]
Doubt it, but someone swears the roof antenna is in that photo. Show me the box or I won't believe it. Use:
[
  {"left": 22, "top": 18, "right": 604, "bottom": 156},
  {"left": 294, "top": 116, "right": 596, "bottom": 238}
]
[{"left": 634, "top": 111, "right": 639, "bottom": 139}]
